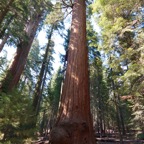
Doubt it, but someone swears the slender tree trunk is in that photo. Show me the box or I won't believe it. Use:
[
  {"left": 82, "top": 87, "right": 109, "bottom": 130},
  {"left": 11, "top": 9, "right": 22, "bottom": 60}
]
[
  {"left": 117, "top": 95, "right": 126, "bottom": 135},
  {"left": 32, "top": 25, "right": 54, "bottom": 114},
  {"left": 0, "top": 34, "right": 9, "bottom": 52},
  {"left": 103, "top": 115, "right": 106, "bottom": 134},
  {"left": 50, "top": 1, "right": 95, "bottom": 144},
  {"left": 0, "top": 11, "right": 43, "bottom": 92},
  {"left": 111, "top": 77, "right": 123, "bottom": 144},
  {"left": 97, "top": 77, "right": 104, "bottom": 137},
  {"left": 0, "top": 0, "right": 14, "bottom": 25},
  {"left": 30, "top": 36, "right": 52, "bottom": 128},
  {"left": 40, "top": 109, "right": 46, "bottom": 135},
  {"left": 110, "top": 68, "right": 125, "bottom": 135}
]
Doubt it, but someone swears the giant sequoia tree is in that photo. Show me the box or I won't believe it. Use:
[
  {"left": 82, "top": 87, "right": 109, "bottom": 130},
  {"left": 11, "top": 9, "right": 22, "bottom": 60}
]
[
  {"left": 50, "top": 0, "right": 95, "bottom": 143},
  {"left": 0, "top": 12, "right": 43, "bottom": 92},
  {"left": 0, "top": 1, "right": 50, "bottom": 92}
]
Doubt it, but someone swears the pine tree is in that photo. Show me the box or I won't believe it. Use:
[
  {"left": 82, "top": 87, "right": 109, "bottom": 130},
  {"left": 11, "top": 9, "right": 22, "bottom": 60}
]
[{"left": 33, "top": 25, "right": 54, "bottom": 115}]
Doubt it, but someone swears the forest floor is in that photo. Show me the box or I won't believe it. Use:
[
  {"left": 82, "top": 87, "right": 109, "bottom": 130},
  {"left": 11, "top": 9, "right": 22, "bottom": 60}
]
[
  {"left": 33, "top": 134, "right": 144, "bottom": 144},
  {"left": 33, "top": 132, "right": 144, "bottom": 144},
  {"left": 34, "top": 137, "right": 144, "bottom": 144},
  {"left": 96, "top": 132, "right": 144, "bottom": 144},
  {"left": 96, "top": 138, "right": 144, "bottom": 144}
]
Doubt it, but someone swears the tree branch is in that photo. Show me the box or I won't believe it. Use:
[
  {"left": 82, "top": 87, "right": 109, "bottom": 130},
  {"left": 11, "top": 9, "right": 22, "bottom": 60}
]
[
  {"left": 70, "top": 0, "right": 73, "bottom": 6},
  {"left": 61, "top": 0, "right": 69, "bottom": 7},
  {"left": 55, "top": 9, "right": 72, "bottom": 23},
  {"left": 61, "top": 0, "right": 73, "bottom": 8}
]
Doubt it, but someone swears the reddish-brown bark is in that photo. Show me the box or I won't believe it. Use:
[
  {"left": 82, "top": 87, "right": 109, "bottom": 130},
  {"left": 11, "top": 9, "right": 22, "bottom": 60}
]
[
  {"left": 120, "top": 95, "right": 134, "bottom": 100},
  {"left": 50, "top": 0, "right": 95, "bottom": 144},
  {"left": 0, "top": 12, "right": 43, "bottom": 92}
]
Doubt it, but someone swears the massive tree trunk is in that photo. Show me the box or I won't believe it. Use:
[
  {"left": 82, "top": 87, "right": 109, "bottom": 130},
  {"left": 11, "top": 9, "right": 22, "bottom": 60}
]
[
  {"left": 50, "top": 1, "right": 95, "bottom": 144},
  {"left": 32, "top": 25, "right": 54, "bottom": 114},
  {"left": 0, "top": 11, "right": 43, "bottom": 92},
  {"left": 0, "top": 0, "right": 14, "bottom": 25}
]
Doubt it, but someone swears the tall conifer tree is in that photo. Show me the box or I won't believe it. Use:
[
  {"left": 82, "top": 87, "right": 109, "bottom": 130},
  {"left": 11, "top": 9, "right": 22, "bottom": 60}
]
[{"left": 50, "top": 1, "right": 95, "bottom": 143}]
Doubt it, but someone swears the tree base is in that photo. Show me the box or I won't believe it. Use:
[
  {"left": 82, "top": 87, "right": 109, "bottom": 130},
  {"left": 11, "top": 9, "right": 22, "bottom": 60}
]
[{"left": 49, "top": 120, "right": 94, "bottom": 144}]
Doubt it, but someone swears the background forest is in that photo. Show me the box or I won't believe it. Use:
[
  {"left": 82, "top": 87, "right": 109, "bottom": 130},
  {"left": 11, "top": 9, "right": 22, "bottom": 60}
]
[{"left": 0, "top": 0, "right": 144, "bottom": 143}]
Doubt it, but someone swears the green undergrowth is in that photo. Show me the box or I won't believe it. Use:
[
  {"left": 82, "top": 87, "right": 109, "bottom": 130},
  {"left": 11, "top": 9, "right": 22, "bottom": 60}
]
[{"left": 0, "top": 90, "right": 37, "bottom": 143}]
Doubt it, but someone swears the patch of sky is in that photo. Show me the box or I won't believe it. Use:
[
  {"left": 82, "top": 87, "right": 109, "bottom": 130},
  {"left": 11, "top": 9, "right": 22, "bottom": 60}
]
[
  {"left": 0, "top": 8, "right": 71, "bottom": 73},
  {"left": 0, "top": 3, "right": 103, "bottom": 72}
]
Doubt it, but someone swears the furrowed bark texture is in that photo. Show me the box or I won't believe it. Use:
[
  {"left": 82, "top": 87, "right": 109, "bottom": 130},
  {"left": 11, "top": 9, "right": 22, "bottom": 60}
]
[
  {"left": 0, "top": 12, "right": 43, "bottom": 92},
  {"left": 50, "top": 0, "right": 95, "bottom": 144}
]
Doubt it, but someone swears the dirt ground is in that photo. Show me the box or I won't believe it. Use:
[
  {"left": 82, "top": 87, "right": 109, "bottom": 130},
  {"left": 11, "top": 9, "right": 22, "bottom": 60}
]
[{"left": 96, "top": 135, "right": 144, "bottom": 144}]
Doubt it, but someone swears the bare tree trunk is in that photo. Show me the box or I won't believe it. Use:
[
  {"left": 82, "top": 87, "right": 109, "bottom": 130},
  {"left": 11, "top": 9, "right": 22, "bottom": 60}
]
[
  {"left": 0, "top": 0, "right": 14, "bottom": 25},
  {"left": 0, "top": 11, "right": 43, "bottom": 92},
  {"left": 50, "top": 1, "right": 95, "bottom": 144}
]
